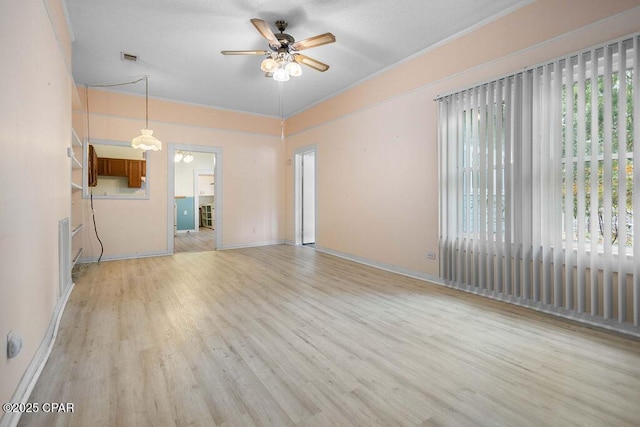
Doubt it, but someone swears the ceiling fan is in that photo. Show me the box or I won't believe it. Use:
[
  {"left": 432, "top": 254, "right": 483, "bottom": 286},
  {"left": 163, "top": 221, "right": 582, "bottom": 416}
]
[{"left": 221, "top": 19, "right": 336, "bottom": 82}]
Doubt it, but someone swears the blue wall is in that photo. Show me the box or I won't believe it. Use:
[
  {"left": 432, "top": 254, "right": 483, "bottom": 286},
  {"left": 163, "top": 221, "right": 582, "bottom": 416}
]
[{"left": 176, "top": 197, "right": 195, "bottom": 230}]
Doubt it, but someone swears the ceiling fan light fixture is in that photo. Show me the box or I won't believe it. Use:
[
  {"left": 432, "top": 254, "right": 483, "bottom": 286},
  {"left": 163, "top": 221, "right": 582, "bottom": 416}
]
[
  {"left": 285, "top": 61, "right": 302, "bottom": 77},
  {"left": 222, "top": 19, "right": 335, "bottom": 82},
  {"left": 260, "top": 57, "right": 278, "bottom": 73},
  {"left": 174, "top": 151, "right": 184, "bottom": 162},
  {"left": 183, "top": 153, "right": 194, "bottom": 163},
  {"left": 273, "top": 67, "right": 290, "bottom": 82}
]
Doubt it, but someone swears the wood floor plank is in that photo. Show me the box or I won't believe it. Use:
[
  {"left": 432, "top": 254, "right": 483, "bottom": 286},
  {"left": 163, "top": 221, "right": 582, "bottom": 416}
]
[
  {"left": 174, "top": 228, "right": 215, "bottom": 253},
  {"left": 18, "top": 245, "right": 640, "bottom": 426}
]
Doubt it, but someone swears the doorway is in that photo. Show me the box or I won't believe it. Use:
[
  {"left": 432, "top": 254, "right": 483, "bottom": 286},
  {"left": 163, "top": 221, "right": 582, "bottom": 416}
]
[
  {"left": 294, "top": 146, "right": 316, "bottom": 246},
  {"left": 168, "top": 144, "right": 222, "bottom": 253}
]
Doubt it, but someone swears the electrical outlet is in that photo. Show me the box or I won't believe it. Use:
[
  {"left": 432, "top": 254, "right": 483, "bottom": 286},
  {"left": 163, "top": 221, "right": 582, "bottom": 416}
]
[
  {"left": 7, "top": 331, "right": 23, "bottom": 359},
  {"left": 183, "top": 210, "right": 188, "bottom": 215},
  {"left": 427, "top": 252, "right": 436, "bottom": 260}
]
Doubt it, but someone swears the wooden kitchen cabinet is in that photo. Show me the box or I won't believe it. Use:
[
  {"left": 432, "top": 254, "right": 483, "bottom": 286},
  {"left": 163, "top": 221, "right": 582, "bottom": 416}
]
[
  {"left": 96, "top": 156, "right": 146, "bottom": 188},
  {"left": 127, "top": 160, "right": 144, "bottom": 188}
]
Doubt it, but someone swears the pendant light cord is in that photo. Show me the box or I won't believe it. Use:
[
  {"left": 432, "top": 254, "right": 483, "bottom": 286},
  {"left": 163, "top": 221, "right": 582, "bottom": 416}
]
[
  {"left": 279, "top": 82, "right": 285, "bottom": 141},
  {"left": 145, "top": 76, "right": 149, "bottom": 129},
  {"left": 86, "top": 76, "right": 149, "bottom": 127}
]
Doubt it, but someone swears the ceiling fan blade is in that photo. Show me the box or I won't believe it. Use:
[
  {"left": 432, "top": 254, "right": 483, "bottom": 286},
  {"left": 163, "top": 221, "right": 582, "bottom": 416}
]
[
  {"left": 294, "top": 54, "right": 330, "bottom": 72},
  {"left": 291, "top": 33, "right": 335, "bottom": 51},
  {"left": 250, "top": 18, "right": 281, "bottom": 48},
  {"left": 221, "top": 50, "right": 269, "bottom": 55}
]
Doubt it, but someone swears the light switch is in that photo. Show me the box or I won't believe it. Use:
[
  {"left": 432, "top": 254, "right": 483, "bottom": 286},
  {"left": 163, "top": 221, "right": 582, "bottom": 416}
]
[{"left": 183, "top": 210, "right": 188, "bottom": 215}]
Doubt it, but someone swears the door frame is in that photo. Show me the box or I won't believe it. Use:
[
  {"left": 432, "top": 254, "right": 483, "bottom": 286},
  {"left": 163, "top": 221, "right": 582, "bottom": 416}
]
[
  {"left": 293, "top": 144, "right": 317, "bottom": 246},
  {"left": 167, "top": 143, "right": 222, "bottom": 253}
]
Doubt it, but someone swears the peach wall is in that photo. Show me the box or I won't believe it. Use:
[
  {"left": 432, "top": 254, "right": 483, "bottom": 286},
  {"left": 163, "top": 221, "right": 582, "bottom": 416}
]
[
  {"left": 77, "top": 89, "right": 285, "bottom": 260},
  {"left": 285, "top": 1, "right": 640, "bottom": 277},
  {"left": 85, "top": 89, "right": 281, "bottom": 137},
  {"left": 0, "top": 0, "right": 72, "bottom": 407}
]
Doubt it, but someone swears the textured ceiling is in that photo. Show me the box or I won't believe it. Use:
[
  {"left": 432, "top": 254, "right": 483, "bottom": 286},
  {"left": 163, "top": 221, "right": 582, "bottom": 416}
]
[{"left": 65, "top": 0, "right": 530, "bottom": 118}]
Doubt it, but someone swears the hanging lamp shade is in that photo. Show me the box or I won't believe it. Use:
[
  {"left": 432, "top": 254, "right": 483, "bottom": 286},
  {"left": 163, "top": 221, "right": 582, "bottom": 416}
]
[
  {"left": 132, "top": 129, "right": 162, "bottom": 151},
  {"left": 285, "top": 61, "right": 302, "bottom": 77},
  {"left": 260, "top": 57, "right": 278, "bottom": 73},
  {"left": 131, "top": 77, "right": 162, "bottom": 151}
]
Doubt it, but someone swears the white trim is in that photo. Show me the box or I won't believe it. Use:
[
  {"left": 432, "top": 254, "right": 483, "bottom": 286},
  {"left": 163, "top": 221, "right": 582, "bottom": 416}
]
[
  {"left": 78, "top": 250, "right": 170, "bottom": 263},
  {"left": 82, "top": 138, "right": 150, "bottom": 200},
  {"left": 314, "top": 245, "right": 441, "bottom": 284},
  {"left": 167, "top": 144, "right": 222, "bottom": 254},
  {"left": 0, "top": 281, "right": 75, "bottom": 427}
]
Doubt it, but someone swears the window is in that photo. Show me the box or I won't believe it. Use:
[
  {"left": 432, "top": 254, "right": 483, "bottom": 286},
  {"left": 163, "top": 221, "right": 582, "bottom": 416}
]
[{"left": 438, "top": 35, "right": 639, "bottom": 329}]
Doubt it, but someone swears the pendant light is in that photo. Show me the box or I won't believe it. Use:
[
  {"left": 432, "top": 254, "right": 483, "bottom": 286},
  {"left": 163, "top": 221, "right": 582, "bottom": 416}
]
[{"left": 131, "top": 77, "right": 162, "bottom": 151}]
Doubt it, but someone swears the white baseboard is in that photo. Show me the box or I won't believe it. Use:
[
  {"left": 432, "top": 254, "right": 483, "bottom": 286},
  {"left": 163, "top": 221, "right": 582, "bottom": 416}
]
[
  {"left": 0, "top": 281, "right": 75, "bottom": 427},
  {"left": 78, "top": 250, "right": 171, "bottom": 263},
  {"left": 314, "top": 245, "right": 442, "bottom": 284}
]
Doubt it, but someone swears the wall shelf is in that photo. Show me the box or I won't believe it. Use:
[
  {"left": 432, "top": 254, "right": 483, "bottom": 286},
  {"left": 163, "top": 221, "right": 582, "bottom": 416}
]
[
  {"left": 70, "top": 125, "right": 84, "bottom": 271},
  {"left": 71, "top": 247, "right": 83, "bottom": 268},
  {"left": 72, "top": 129, "right": 82, "bottom": 147},
  {"left": 71, "top": 224, "right": 83, "bottom": 237},
  {"left": 71, "top": 156, "right": 82, "bottom": 169}
]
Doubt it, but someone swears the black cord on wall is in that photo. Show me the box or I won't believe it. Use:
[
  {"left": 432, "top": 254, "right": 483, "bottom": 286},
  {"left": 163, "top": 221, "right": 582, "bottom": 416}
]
[
  {"left": 86, "top": 85, "right": 105, "bottom": 262},
  {"left": 90, "top": 190, "right": 104, "bottom": 263}
]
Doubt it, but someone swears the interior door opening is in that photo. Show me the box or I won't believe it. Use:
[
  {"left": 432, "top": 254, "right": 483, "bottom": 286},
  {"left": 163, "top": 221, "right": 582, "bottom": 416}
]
[
  {"left": 294, "top": 147, "right": 316, "bottom": 246},
  {"left": 168, "top": 144, "right": 222, "bottom": 254}
]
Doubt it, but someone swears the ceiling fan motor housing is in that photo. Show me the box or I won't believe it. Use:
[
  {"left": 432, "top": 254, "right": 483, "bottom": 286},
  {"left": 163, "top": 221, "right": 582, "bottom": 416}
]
[
  {"left": 273, "top": 20, "right": 295, "bottom": 48},
  {"left": 275, "top": 32, "right": 294, "bottom": 46}
]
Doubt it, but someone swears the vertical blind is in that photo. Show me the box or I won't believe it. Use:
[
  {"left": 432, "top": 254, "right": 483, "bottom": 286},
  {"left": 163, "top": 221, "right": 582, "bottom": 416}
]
[{"left": 438, "top": 34, "right": 639, "bottom": 333}]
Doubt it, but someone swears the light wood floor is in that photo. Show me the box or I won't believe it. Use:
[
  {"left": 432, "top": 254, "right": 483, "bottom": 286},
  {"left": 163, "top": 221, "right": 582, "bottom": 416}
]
[
  {"left": 20, "top": 245, "right": 640, "bottom": 426},
  {"left": 174, "top": 227, "right": 215, "bottom": 253}
]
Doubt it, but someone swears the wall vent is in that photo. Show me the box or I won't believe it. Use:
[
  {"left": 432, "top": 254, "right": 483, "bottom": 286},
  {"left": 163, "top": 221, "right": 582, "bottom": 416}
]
[{"left": 121, "top": 52, "right": 138, "bottom": 62}]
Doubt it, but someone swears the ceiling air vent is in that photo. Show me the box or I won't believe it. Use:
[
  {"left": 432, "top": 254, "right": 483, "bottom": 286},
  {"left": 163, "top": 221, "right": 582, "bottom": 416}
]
[{"left": 121, "top": 52, "right": 138, "bottom": 62}]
